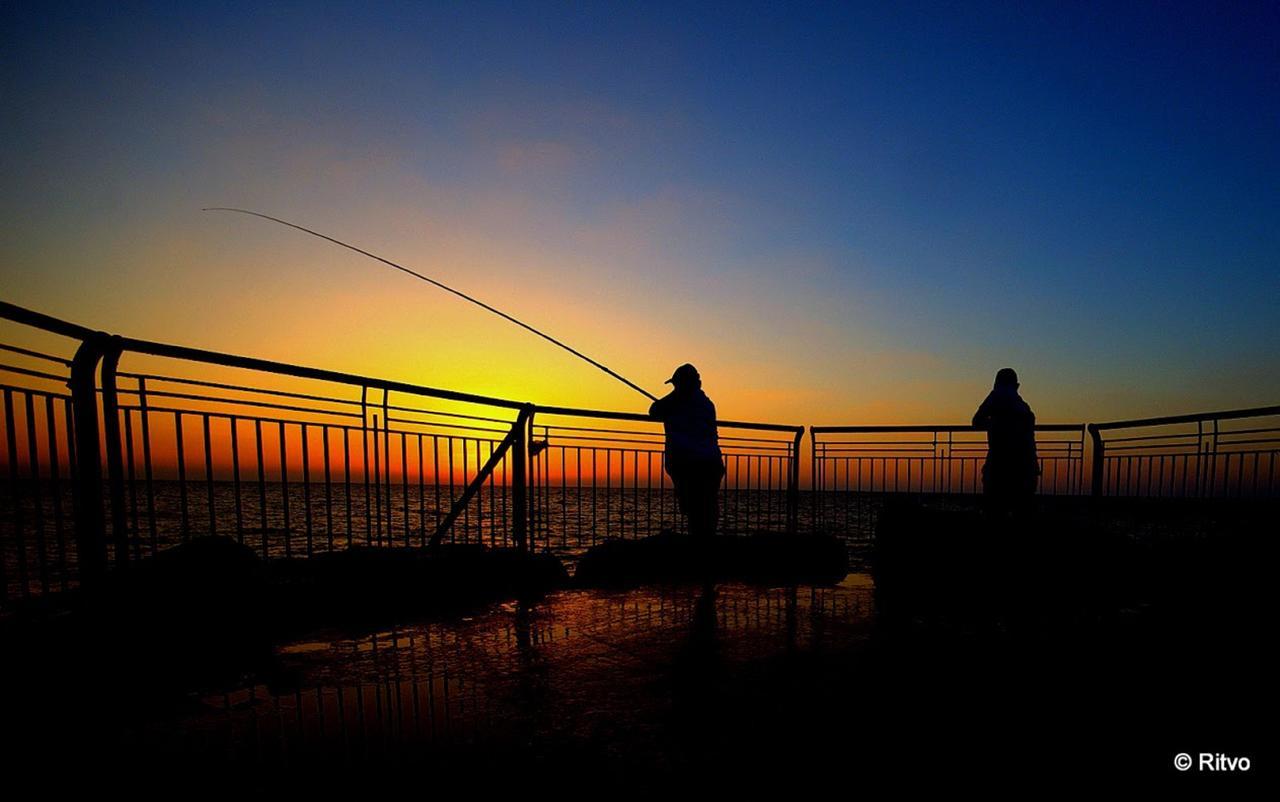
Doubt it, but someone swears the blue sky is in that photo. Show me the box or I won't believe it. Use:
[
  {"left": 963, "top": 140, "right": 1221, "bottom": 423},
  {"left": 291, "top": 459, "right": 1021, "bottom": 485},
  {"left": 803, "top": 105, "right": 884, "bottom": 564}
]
[{"left": 2, "top": 1, "right": 1277, "bottom": 422}]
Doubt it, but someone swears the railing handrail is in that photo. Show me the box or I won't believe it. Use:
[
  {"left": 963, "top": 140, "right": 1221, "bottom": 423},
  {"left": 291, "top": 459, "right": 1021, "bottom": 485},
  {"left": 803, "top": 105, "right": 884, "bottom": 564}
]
[
  {"left": 536, "top": 403, "right": 803, "bottom": 434},
  {"left": 113, "top": 335, "right": 536, "bottom": 411},
  {"left": 3, "top": 300, "right": 801, "bottom": 434},
  {"left": 1089, "top": 405, "right": 1280, "bottom": 432},
  {"left": 0, "top": 300, "right": 99, "bottom": 341},
  {"left": 812, "top": 423, "right": 1085, "bottom": 434}
]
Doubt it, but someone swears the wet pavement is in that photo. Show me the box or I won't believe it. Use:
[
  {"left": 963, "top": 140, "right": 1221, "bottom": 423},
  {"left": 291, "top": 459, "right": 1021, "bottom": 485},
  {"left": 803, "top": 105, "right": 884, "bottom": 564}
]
[{"left": 115, "top": 576, "right": 876, "bottom": 781}]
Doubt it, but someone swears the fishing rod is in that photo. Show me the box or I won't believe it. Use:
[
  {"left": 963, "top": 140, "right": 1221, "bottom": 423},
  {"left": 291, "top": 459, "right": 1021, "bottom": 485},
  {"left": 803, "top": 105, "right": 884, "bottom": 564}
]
[{"left": 203, "top": 207, "right": 658, "bottom": 402}]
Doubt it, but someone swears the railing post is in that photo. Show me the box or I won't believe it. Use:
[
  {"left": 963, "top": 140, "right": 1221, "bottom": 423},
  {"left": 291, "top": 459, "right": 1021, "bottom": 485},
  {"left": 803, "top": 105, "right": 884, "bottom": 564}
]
[
  {"left": 809, "top": 427, "right": 819, "bottom": 533},
  {"left": 99, "top": 337, "right": 130, "bottom": 567},
  {"left": 68, "top": 333, "right": 110, "bottom": 584},
  {"left": 430, "top": 405, "right": 533, "bottom": 548},
  {"left": 786, "top": 428, "right": 803, "bottom": 534},
  {"left": 511, "top": 404, "right": 532, "bottom": 552},
  {"left": 1088, "top": 423, "right": 1105, "bottom": 498}
]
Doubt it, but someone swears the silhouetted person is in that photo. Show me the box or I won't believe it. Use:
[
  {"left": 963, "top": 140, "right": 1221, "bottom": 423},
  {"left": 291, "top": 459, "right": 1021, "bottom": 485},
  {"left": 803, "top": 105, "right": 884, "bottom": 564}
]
[
  {"left": 650, "top": 364, "right": 725, "bottom": 537},
  {"left": 972, "top": 368, "right": 1039, "bottom": 518}
]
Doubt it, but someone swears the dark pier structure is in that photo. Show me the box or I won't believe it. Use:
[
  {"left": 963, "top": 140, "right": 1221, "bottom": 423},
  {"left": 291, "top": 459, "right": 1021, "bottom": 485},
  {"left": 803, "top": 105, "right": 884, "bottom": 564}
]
[{"left": 1, "top": 301, "right": 1273, "bottom": 787}]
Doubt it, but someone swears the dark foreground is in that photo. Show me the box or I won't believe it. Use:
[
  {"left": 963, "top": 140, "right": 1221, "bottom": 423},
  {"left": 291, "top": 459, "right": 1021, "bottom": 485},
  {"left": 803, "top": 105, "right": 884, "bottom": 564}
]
[{"left": 1, "top": 503, "right": 1271, "bottom": 790}]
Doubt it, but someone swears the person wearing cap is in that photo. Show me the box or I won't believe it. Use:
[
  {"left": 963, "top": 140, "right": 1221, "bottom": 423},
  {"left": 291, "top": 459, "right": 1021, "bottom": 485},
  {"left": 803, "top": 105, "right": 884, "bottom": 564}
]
[
  {"left": 649, "top": 363, "right": 726, "bottom": 537},
  {"left": 971, "top": 367, "right": 1040, "bottom": 518}
]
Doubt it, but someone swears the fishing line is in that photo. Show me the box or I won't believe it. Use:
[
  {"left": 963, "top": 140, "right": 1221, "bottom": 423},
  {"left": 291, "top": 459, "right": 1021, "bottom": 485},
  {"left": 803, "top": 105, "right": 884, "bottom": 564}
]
[{"left": 203, "top": 207, "right": 657, "bottom": 401}]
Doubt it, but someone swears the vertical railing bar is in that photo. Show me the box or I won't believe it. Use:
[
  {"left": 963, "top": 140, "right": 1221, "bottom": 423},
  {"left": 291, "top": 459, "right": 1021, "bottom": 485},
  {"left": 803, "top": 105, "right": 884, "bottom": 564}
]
[
  {"left": 646, "top": 449, "right": 653, "bottom": 537},
  {"left": 575, "top": 446, "right": 583, "bottom": 543},
  {"left": 302, "top": 422, "right": 313, "bottom": 557},
  {"left": 255, "top": 418, "right": 267, "bottom": 557},
  {"left": 46, "top": 394, "right": 69, "bottom": 589},
  {"left": 417, "top": 433, "right": 425, "bottom": 547},
  {"left": 99, "top": 346, "right": 129, "bottom": 567},
  {"left": 1234, "top": 444, "right": 1244, "bottom": 499},
  {"left": 383, "top": 392, "right": 392, "bottom": 546},
  {"left": 62, "top": 396, "right": 79, "bottom": 574},
  {"left": 542, "top": 437, "right": 550, "bottom": 543},
  {"left": 810, "top": 431, "right": 818, "bottom": 532},
  {"left": 203, "top": 413, "right": 216, "bottom": 538},
  {"left": 1211, "top": 419, "right": 1220, "bottom": 498},
  {"left": 489, "top": 439, "right": 498, "bottom": 547},
  {"left": 372, "top": 414, "right": 382, "bottom": 546},
  {"left": 446, "top": 436, "right": 454, "bottom": 543},
  {"left": 755, "top": 453, "right": 763, "bottom": 532},
  {"left": 465, "top": 434, "right": 476, "bottom": 542},
  {"left": 474, "top": 439, "right": 484, "bottom": 545},
  {"left": 766, "top": 454, "right": 773, "bottom": 532},
  {"left": 850, "top": 458, "right": 856, "bottom": 534},
  {"left": 67, "top": 336, "right": 109, "bottom": 585},
  {"left": 279, "top": 421, "right": 291, "bottom": 558},
  {"left": 122, "top": 406, "right": 138, "bottom": 561},
  {"left": 432, "top": 435, "right": 441, "bottom": 535},
  {"left": 23, "top": 392, "right": 48, "bottom": 593},
  {"left": 401, "top": 431, "right": 409, "bottom": 546},
  {"left": 500, "top": 443, "right": 509, "bottom": 547},
  {"left": 1267, "top": 449, "right": 1276, "bottom": 498},
  {"left": 591, "top": 448, "right": 598, "bottom": 545},
  {"left": 1088, "top": 424, "right": 1104, "bottom": 498},
  {"left": 343, "top": 427, "right": 353, "bottom": 548},
  {"left": 360, "top": 387, "right": 371, "bottom": 544},
  {"left": 231, "top": 416, "right": 243, "bottom": 543},
  {"left": 137, "top": 376, "right": 157, "bottom": 554},
  {"left": 175, "top": 412, "right": 189, "bottom": 541},
  {"left": 323, "top": 424, "right": 333, "bottom": 550},
  {"left": 4, "top": 389, "right": 27, "bottom": 599}
]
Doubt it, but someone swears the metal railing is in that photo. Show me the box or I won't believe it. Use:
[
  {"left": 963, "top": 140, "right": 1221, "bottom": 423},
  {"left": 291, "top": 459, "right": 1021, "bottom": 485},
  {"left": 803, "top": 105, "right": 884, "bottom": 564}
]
[
  {"left": 3, "top": 298, "right": 1277, "bottom": 608},
  {"left": 810, "top": 424, "right": 1086, "bottom": 536},
  {"left": 527, "top": 405, "right": 802, "bottom": 561},
  {"left": 1, "top": 301, "right": 544, "bottom": 603},
  {"left": 0, "top": 301, "right": 803, "bottom": 605},
  {"left": 1088, "top": 406, "right": 1280, "bottom": 499},
  {"left": 1, "top": 331, "right": 80, "bottom": 599}
]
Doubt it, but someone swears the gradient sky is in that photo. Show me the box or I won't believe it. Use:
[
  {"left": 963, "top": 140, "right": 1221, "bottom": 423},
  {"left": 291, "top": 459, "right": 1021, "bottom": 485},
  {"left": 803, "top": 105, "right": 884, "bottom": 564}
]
[{"left": 3, "top": 1, "right": 1277, "bottom": 426}]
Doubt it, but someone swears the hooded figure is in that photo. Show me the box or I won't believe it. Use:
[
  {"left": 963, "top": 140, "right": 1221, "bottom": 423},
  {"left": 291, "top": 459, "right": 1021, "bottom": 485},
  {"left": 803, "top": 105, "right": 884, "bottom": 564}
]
[
  {"left": 971, "top": 368, "right": 1039, "bottom": 514},
  {"left": 649, "top": 364, "right": 725, "bottom": 537}
]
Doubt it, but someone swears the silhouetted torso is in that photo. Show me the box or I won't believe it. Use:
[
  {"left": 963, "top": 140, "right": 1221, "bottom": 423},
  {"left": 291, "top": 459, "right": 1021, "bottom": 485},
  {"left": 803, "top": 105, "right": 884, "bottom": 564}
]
[
  {"left": 649, "top": 388, "right": 722, "bottom": 465},
  {"left": 972, "top": 385, "right": 1039, "bottom": 500},
  {"left": 650, "top": 383, "right": 725, "bottom": 537},
  {"left": 972, "top": 386, "right": 1037, "bottom": 471}
]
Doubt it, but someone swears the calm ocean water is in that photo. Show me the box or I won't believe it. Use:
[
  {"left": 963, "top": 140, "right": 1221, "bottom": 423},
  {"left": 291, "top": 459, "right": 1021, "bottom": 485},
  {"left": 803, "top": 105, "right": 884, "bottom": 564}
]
[{"left": 2, "top": 480, "right": 883, "bottom": 596}]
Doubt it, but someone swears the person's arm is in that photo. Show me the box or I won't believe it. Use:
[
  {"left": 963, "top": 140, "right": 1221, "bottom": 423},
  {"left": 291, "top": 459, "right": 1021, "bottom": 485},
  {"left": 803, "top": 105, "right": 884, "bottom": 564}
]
[
  {"left": 649, "top": 393, "right": 672, "bottom": 419},
  {"left": 971, "top": 393, "right": 994, "bottom": 429}
]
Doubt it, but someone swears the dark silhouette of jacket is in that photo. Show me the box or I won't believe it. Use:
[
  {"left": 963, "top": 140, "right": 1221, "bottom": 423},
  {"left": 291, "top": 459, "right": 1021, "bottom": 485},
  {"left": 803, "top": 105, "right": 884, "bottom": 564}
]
[
  {"left": 972, "top": 385, "right": 1039, "bottom": 484},
  {"left": 650, "top": 384, "right": 725, "bottom": 538},
  {"left": 649, "top": 388, "right": 722, "bottom": 465}
]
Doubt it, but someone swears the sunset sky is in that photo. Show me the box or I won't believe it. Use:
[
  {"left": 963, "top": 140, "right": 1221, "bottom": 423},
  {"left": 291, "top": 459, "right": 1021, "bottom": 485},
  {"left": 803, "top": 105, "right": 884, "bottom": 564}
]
[{"left": 3, "top": 1, "right": 1277, "bottom": 427}]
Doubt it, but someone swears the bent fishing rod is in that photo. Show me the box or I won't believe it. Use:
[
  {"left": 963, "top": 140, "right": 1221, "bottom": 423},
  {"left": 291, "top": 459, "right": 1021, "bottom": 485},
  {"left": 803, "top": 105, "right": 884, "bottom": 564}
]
[{"left": 203, "top": 207, "right": 658, "bottom": 402}]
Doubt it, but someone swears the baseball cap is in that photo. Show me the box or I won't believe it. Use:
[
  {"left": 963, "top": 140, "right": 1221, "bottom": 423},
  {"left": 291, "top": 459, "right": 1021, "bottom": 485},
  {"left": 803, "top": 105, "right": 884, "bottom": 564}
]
[{"left": 665, "top": 363, "right": 700, "bottom": 385}]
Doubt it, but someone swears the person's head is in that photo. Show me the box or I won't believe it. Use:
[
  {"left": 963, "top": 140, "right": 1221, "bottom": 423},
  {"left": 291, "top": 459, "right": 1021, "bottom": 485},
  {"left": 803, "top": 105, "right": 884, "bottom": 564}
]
[
  {"left": 994, "top": 367, "right": 1019, "bottom": 390},
  {"left": 665, "top": 363, "right": 701, "bottom": 391}
]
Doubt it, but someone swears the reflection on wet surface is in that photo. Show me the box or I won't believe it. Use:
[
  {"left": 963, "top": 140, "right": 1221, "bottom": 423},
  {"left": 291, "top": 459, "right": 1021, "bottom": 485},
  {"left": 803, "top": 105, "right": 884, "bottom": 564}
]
[{"left": 123, "top": 576, "right": 874, "bottom": 773}]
